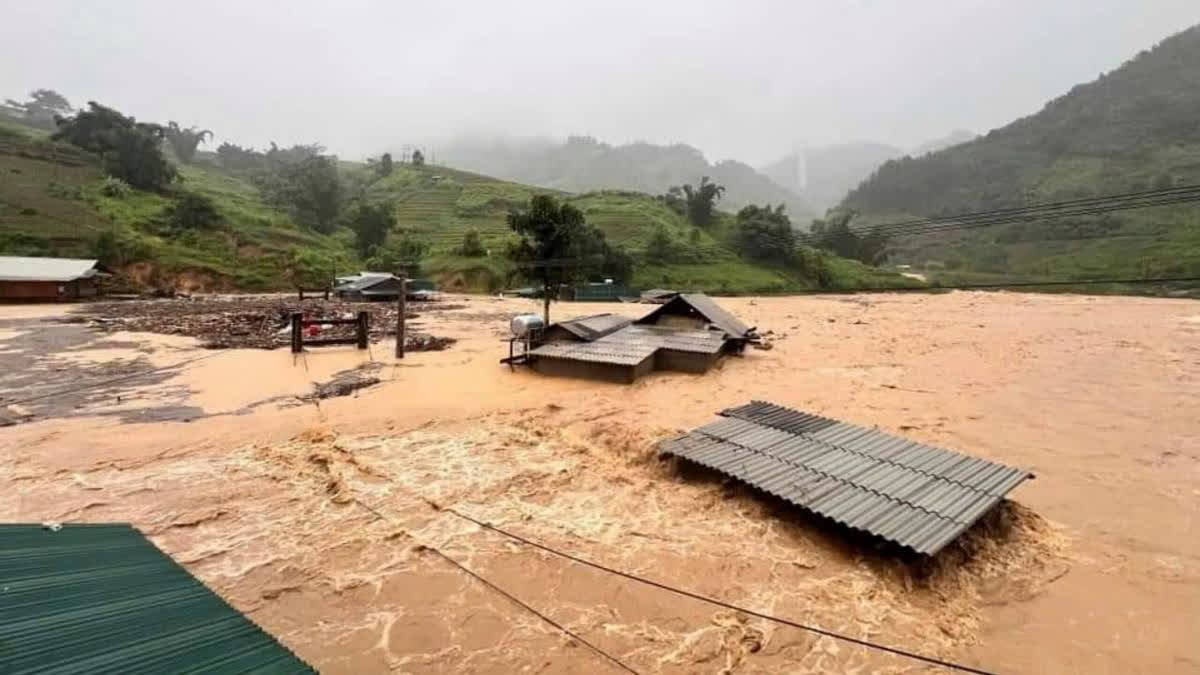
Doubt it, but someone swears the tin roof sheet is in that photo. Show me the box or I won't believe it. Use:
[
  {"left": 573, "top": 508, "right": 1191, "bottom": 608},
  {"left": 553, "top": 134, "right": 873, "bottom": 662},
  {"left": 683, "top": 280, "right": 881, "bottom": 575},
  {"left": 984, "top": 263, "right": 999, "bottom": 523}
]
[
  {"left": 660, "top": 401, "right": 1033, "bottom": 555},
  {"left": 0, "top": 256, "right": 101, "bottom": 282},
  {"left": 0, "top": 523, "right": 315, "bottom": 674},
  {"left": 529, "top": 339, "right": 657, "bottom": 366},
  {"left": 553, "top": 313, "right": 633, "bottom": 341}
]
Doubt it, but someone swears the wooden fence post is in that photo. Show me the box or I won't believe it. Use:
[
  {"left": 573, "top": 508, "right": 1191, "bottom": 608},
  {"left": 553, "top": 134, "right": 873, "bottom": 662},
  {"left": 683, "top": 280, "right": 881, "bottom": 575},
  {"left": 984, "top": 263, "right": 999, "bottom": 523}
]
[
  {"left": 396, "top": 278, "right": 407, "bottom": 358},
  {"left": 290, "top": 312, "right": 303, "bottom": 353},
  {"left": 356, "top": 311, "right": 369, "bottom": 350}
]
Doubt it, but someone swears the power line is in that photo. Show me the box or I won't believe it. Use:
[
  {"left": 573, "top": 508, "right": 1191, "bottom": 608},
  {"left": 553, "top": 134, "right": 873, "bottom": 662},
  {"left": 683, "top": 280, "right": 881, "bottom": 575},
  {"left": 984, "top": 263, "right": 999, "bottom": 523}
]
[
  {"left": 802, "top": 183, "right": 1200, "bottom": 240},
  {"left": 427, "top": 503, "right": 994, "bottom": 675},
  {"left": 352, "top": 499, "right": 639, "bottom": 674}
]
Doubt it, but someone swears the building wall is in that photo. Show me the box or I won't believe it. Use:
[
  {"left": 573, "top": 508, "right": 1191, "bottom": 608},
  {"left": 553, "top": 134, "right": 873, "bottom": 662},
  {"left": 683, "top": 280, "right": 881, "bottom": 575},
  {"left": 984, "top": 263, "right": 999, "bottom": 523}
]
[
  {"left": 0, "top": 280, "right": 76, "bottom": 301},
  {"left": 655, "top": 349, "right": 718, "bottom": 374},
  {"left": 532, "top": 356, "right": 651, "bottom": 384}
]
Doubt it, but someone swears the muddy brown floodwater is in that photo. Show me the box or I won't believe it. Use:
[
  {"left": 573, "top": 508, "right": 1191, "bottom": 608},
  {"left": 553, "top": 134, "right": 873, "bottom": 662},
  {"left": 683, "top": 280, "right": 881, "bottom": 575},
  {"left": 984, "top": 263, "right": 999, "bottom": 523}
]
[{"left": 2, "top": 292, "right": 1198, "bottom": 673}]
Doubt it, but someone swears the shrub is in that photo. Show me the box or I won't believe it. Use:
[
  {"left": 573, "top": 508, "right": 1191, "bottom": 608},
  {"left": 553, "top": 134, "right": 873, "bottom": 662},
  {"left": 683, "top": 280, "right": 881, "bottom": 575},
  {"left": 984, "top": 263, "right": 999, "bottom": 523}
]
[
  {"left": 458, "top": 228, "right": 486, "bottom": 257},
  {"left": 165, "top": 192, "right": 222, "bottom": 229},
  {"left": 99, "top": 176, "right": 132, "bottom": 198}
]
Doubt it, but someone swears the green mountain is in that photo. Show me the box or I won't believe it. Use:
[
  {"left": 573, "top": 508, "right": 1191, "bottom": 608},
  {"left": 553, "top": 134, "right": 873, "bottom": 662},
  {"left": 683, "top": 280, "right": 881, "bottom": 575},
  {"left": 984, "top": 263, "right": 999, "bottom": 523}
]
[
  {"left": 0, "top": 117, "right": 898, "bottom": 294},
  {"left": 841, "top": 25, "right": 1200, "bottom": 284},
  {"left": 435, "top": 135, "right": 815, "bottom": 221}
]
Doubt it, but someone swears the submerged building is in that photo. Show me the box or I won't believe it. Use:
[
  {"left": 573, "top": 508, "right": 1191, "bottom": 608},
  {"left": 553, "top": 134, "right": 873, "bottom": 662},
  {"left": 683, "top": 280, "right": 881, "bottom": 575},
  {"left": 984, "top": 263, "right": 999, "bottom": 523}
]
[{"left": 523, "top": 293, "right": 758, "bottom": 383}]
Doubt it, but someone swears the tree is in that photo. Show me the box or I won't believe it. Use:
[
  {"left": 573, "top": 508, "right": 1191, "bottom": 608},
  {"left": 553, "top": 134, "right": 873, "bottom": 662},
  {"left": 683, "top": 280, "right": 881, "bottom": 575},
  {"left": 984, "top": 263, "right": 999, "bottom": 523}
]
[
  {"left": 164, "top": 122, "right": 213, "bottom": 164},
  {"left": 459, "top": 228, "right": 486, "bottom": 257},
  {"left": 366, "top": 232, "right": 430, "bottom": 277},
  {"left": 411, "top": 149, "right": 425, "bottom": 167},
  {"left": 735, "top": 203, "right": 795, "bottom": 264},
  {"left": 349, "top": 201, "right": 395, "bottom": 256},
  {"left": 216, "top": 142, "right": 263, "bottom": 171},
  {"left": 507, "top": 194, "right": 611, "bottom": 323},
  {"left": 810, "top": 209, "right": 889, "bottom": 264},
  {"left": 378, "top": 152, "right": 393, "bottom": 176},
  {"left": 266, "top": 155, "right": 343, "bottom": 233},
  {"left": 4, "top": 89, "right": 73, "bottom": 129},
  {"left": 677, "top": 176, "right": 724, "bottom": 227},
  {"left": 52, "top": 102, "right": 176, "bottom": 191}
]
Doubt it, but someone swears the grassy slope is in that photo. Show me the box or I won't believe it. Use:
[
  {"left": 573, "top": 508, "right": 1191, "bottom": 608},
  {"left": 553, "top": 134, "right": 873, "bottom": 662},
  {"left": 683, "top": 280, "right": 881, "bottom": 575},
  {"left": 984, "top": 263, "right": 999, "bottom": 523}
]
[
  {"left": 1, "top": 116, "right": 905, "bottom": 293},
  {"left": 0, "top": 118, "right": 351, "bottom": 289},
  {"left": 841, "top": 26, "right": 1200, "bottom": 291}
]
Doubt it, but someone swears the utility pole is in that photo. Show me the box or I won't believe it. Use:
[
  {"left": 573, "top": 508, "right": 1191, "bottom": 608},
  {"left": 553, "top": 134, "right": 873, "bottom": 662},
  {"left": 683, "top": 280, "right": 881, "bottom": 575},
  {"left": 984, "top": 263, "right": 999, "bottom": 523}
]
[{"left": 395, "top": 277, "right": 407, "bottom": 358}]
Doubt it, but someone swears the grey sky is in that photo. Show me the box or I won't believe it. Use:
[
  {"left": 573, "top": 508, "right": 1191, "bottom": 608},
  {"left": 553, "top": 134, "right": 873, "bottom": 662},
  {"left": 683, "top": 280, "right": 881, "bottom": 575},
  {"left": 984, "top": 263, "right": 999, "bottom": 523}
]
[{"left": 2, "top": 1, "right": 1197, "bottom": 165}]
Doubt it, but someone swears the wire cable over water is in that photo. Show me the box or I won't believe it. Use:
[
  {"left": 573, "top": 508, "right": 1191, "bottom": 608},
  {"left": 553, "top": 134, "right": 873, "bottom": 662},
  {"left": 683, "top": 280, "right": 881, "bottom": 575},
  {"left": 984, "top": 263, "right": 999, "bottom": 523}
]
[{"left": 351, "top": 499, "right": 641, "bottom": 675}]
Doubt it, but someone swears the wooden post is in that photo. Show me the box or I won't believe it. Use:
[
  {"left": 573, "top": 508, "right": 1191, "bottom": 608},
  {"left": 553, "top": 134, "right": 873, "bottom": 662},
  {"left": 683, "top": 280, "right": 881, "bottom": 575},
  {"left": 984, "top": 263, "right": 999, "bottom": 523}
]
[
  {"left": 396, "top": 278, "right": 407, "bottom": 358},
  {"left": 356, "top": 311, "right": 369, "bottom": 350},
  {"left": 290, "top": 312, "right": 302, "bottom": 353}
]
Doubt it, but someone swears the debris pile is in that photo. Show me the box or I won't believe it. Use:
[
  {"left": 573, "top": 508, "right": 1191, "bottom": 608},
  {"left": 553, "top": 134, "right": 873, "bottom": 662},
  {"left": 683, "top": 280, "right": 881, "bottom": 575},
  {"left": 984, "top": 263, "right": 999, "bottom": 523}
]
[{"left": 69, "top": 296, "right": 462, "bottom": 351}]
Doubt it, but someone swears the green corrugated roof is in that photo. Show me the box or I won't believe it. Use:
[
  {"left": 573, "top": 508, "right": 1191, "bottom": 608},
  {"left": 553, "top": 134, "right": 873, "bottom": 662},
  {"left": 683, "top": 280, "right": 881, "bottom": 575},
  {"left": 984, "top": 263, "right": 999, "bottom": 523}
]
[{"left": 0, "top": 523, "right": 316, "bottom": 675}]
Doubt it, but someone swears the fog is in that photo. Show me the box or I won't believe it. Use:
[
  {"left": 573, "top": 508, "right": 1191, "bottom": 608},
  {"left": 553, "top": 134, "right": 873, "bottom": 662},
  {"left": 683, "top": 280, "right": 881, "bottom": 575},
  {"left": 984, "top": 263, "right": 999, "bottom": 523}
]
[{"left": 2, "top": 0, "right": 1197, "bottom": 165}]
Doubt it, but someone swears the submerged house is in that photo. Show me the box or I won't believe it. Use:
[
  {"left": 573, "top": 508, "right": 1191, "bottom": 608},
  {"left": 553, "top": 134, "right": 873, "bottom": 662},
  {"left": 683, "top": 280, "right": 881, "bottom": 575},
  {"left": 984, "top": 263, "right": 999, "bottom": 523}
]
[
  {"left": 0, "top": 256, "right": 107, "bottom": 301},
  {"left": 333, "top": 272, "right": 406, "bottom": 301},
  {"left": 525, "top": 294, "right": 757, "bottom": 383}
]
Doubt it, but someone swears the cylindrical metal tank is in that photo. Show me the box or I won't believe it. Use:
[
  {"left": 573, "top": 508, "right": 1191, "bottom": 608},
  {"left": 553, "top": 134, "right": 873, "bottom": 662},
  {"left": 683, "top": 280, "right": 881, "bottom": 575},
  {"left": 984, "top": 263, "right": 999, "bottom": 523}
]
[{"left": 510, "top": 313, "right": 545, "bottom": 337}]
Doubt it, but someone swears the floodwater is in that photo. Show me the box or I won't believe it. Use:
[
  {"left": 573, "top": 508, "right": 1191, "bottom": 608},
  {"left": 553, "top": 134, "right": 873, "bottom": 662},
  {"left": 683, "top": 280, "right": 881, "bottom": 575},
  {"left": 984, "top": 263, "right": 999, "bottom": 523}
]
[{"left": 2, "top": 292, "right": 1197, "bottom": 673}]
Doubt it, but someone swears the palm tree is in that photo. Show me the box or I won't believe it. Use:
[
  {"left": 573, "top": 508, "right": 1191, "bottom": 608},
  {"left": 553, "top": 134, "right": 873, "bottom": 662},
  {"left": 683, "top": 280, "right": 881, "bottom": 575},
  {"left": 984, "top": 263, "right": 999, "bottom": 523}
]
[{"left": 165, "top": 121, "right": 213, "bottom": 164}]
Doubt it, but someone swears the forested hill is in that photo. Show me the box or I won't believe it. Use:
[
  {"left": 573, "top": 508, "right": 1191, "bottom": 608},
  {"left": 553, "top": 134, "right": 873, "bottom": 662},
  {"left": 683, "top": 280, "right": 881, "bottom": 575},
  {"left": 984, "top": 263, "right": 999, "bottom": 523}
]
[
  {"left": 843, "top": 25, "right": 1200, "bottom": 216},
  {"left": 435, "top": 136, "right": 815, "bottom": 221}
]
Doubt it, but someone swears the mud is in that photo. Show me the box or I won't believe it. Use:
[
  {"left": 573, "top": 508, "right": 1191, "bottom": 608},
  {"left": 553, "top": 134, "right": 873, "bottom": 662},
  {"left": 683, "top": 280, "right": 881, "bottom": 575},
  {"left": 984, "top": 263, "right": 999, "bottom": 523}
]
[{"left": 2, "top": 291, "right": 1197, "bottom": 673}]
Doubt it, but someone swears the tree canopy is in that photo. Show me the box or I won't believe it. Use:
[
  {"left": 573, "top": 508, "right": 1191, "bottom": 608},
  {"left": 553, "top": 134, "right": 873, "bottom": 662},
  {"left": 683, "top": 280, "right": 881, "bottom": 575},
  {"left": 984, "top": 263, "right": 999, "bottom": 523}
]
[
  {"left": 52, "top": 101, "right": 177, "bottom": 191},
  {"left": 678, "top": 176, "right": 724, "bottom": 227},
  {"left": 164, "top": 122, "right": 213, "bottom": 164},
  {"left": 349, "top": 201, "right": 395, "bottom": 256},
  {"left": 4, "top": 89, "right": 73, "bottom": 129},
  {"left": 506, "top": 194, "right": 624, "bottom": 322}
]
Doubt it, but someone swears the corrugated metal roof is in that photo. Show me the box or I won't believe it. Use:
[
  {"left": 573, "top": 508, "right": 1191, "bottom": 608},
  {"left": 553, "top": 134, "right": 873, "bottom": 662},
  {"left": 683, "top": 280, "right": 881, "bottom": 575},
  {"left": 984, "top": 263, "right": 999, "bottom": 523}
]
[
  {"left": 612, "top": 324, "right": 725, "bottom": 354},
  {"left": 335, "top": 272, "right": 401, "bottom": 293},
  {"left": 635, "top": 293, "right": 753, "bottom": 338},
  {"left": 0, "top": 256, "right": 101, "bottom": 282},
  {"left": 0, "top": 523, "right": 315, "bottom": 674},
  {"left": 553, "top": 313, "right": 633, "bottom": 341},
  {"left": 530, "top": 339, "right": 656, "bottom": 366},
  {"left": 660, "top": 401, "right": 1033, "bottom": 555}
]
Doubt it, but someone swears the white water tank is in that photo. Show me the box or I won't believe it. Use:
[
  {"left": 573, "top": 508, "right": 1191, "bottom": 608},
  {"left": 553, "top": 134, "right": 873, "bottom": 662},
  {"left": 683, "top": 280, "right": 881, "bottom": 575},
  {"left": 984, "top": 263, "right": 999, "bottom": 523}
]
[{"left": 510, "top": 314, "right": 545, "bottom": 337}]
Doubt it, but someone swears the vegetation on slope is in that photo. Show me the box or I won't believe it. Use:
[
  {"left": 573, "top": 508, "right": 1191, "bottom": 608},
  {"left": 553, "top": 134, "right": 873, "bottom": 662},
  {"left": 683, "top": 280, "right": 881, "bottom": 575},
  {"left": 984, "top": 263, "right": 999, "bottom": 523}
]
[
  {"left": 2, "top": 105, "right": 906, "bottom": 294},
  {"left": 840, "top": 25, "right": 1200, "bottom": 288}
]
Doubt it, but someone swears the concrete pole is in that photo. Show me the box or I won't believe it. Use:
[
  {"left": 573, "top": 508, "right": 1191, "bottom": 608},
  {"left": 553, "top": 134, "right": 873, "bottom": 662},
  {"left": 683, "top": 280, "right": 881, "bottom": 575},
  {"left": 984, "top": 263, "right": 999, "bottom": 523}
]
[{"left": 396, "top": 277, "right": 407, "bottom": 358}]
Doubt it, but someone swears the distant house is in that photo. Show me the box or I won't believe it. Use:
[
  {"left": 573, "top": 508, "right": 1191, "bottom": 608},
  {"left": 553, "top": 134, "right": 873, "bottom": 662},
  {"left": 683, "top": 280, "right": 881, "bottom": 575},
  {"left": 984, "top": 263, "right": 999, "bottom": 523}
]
[
  {"left": 0, "top": 256, "right": 107, "bottom": 302},
  {"left": 333, "top": 272, "right": 406, "bottom": 301},
  {"left": 525, "top": 294, "right": 758, "bottom": 383}
]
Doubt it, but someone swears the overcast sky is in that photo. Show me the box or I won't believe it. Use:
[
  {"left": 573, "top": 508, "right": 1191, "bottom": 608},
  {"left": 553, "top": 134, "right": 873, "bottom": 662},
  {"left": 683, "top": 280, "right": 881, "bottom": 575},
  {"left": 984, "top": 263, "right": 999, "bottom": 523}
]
[{"left": 2, "top": 1, "right": 1197, "bottom": 165}]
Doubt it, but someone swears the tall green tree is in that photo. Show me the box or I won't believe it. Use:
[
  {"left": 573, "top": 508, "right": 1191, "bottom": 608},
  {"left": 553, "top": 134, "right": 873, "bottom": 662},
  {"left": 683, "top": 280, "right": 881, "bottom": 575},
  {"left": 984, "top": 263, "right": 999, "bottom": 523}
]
[
  {"left": 265, "top": 155, "right": 344, "bottom": 233},
  {"left": 349, "top": 201, "right": 395, "bottom": 256},
  {"left": 411, "top": 149, "right": 425, "bottom": 167},
  {"left": 4, "top": 89, "right": 73, "bottom": 129},
  {"left": 507, "top": 194, "right": 610, "bottom": 323},
  {"left": 679, "top": 176, "right": 724, "bottom": 227},
  {"left": 378, "top": 152, "right": 394, "bottom": 176},
  {"left": 735, "top": 203, "right": 795, "bottom": 264},
  {"left": 53, "top": 102, "right": 176, "bottom": 191},
  {"left": 164, "top": 122, "right": 213, "bottom": 164}
]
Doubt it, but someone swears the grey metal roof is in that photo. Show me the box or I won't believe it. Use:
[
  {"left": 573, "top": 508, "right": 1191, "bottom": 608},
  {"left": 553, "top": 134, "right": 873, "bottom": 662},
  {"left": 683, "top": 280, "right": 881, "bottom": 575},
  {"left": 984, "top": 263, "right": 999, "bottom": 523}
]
[
  {"left": 614, "top": 324, "right": 725, "bottom": 354},
  {"left": 0, "top": 523, "right": 315, "bottom": 674},
  {"left": 553, "top": 313, "right": 633, "bottom": 341},
  {"left": 335, "top": 273, "right": 402, "bottom": 293},
  {"left": 0, "top": 256, "right": 101, "bottom": 282},
  {"left": 660, "top": 401, "right": 1034, "bottom": 555},
  {"left": 636, "top": 293, "right": 753, "bottom": 338},
  {"left": 530, "top": 339, "right": 657, "bottom": 366}
]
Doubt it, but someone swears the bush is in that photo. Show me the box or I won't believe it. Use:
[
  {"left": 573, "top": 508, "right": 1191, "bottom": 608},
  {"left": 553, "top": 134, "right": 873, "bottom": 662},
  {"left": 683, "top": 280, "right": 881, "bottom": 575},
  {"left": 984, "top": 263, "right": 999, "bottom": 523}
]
[
  {"left": 165, "top": 192, "right": 222, "bottom": 230},
  {"left": 458, "top": 228, "right": 486, "bottom": 257},
  {"left": 99, "top": 176, "right": 132, "bottom": 198},
  {"left": 19, "top": 207, "right": 38, "bottom": 216},
  {"left": 47, "top": 181, "right": 83, "bottom": 200}
]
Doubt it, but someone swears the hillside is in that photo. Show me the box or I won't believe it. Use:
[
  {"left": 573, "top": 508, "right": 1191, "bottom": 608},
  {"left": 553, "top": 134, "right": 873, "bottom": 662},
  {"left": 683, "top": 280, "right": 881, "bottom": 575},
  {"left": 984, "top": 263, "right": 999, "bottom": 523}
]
[
  {"left": 841, "top": 25, "right": 1200, "bottom": 284},
  {"left": 1, "top": 117, "right": 900, "bottom": 294},
  {"left": 434, "top": 135, "right": 815, "bottom": 221}
]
